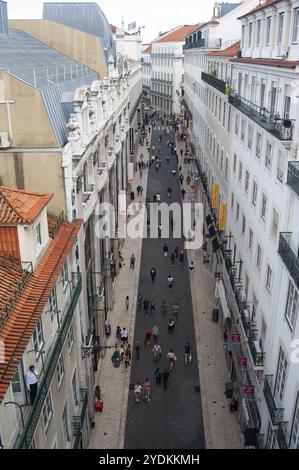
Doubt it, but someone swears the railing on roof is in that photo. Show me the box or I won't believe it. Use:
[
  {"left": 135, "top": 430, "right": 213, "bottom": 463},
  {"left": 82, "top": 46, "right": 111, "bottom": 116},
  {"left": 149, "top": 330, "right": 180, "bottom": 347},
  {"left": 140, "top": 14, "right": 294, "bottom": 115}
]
[
  {"left": 201, "top": 71, "right": 227, "bottom": 94},
  {"left": 0, "top": 261, "right": 33, "bottom": 330},
  {"left": 17, "top": 272, "right": 82, "bottom": 449},
  {"left": 72, "top": 388, "right": 88, "bottom": 449}
]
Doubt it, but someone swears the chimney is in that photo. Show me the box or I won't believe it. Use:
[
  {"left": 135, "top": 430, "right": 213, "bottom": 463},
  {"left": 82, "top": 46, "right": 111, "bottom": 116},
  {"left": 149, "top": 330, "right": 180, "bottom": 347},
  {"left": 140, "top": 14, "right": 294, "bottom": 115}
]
[{"left": 0, "top": 1, "right": 8, "bottom": 36}]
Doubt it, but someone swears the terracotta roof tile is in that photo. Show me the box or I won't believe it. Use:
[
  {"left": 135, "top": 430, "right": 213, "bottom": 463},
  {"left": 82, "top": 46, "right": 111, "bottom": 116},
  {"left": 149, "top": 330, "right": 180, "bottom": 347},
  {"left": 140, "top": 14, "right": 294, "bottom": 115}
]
[
  {"left": 144, "top": 44, "right": 152, "bottom": 54},
  {"left": 198, "top": 20, "right": 219, "bottom": 29},
  {"left": 238, "top": 0, "right": 281, "bottom": 19},
  {"left": 0, "top": 186, "right": 53, "bottom": 225},
  {"left": 0, "top": 219, "right": 82, "bottom": 402},
  {"left": 230, "top": 57, "right": 299, "bottom": 69},
  {"left": 155, "top": 25, "right": 199, "bottom": 43},
  {"left": 208, "top": 41, "right": 240, "bottom": 57}
]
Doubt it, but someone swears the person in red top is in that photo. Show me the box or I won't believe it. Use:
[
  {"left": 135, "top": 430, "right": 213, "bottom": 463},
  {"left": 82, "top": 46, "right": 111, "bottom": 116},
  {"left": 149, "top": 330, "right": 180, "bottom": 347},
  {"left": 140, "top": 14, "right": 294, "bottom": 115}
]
[{"left": 144, "top": 330, "right": 152, "bottom": 346}]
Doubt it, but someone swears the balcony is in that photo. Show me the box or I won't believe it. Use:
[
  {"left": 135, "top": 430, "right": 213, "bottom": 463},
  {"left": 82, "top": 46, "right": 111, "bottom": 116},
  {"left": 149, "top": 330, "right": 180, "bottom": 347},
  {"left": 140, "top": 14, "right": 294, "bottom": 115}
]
[
  {"left": 287, "top": 161, "right": 299, "bottom": 197},
  {"left": 228, "top": 94, "right": 295, "bottom": 142},
  {"left": 201, "top": 72, "right": 227, "bottom": 94},
  {"left": 82, "top": 186, "right": 97, "bottom": 223},
  {"left": 278, "top": 233, "right": 299, "bottom": 290},
  {"left": 18, "top": 273, "right": 82, "bottom": 448},
  {"left": 181, "top": 98, "right": 192, "bottom": 120},
  {"left": 72, "top": 388, "right": 88, "bottom": 449},
  {"left": 263, "top": 375, "right": 285, "bottom": 426},
  {"left": 276, "top": 423, "right": 289, "bottom": 449},
  {"left": 248, "top": 333, "right": 266, "bottom": 368},
  {"left": 183, "top": 39, "right": 205, "bottom": 50}
]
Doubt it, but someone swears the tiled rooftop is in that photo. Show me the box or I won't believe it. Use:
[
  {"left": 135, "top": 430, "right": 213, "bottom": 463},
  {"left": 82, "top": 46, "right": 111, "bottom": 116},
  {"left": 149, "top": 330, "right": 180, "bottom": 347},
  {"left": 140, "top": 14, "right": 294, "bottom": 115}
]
[
  {"left": 230, "top": 57, "right": 299, "bottom": 69},
  {"left": 0, "top": 186, "right": 53, "bottom": 225},
  {"left": 0, "top": 219, "right": 82, "bottom": 402},
  {"left": 144, "top": 44, "right": 152, "bottom": 54},
  {"left": 155, "top": 25, "right": 199, "bottom": 43},
  {"left": 208, "top": 41, "right": 240, "bottom": 57}
]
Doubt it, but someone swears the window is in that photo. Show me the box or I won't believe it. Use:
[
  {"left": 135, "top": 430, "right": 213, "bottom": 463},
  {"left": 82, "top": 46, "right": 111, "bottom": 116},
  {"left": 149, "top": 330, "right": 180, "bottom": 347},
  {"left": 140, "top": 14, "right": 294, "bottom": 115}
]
[
  {"left": 238, "top": 161, "right": 243, "bottom": 183},
  {"left": 256, "top": 132, "right": 262, "bottom": 158},
  {"left": 256, "top": 20, "right": 261, "bottom": 46},
  {"left": 261, "top": 194, "right": 267, "bottom": 220},
  {"left": 247, "top": 125, "right": 253, "bottom": 149},
  {"left": 48, "top": 287, "right": 57, "bottom": 323},
  {"left": 228, "top": 106, "right": 232, "bottom": 133},
  {"left": 61, "top": 260, "right": 68, "bottom": 292},
  {"left": 275, "top": 347, "right": 288, "bottom": 402},
  {"left": 225, "top": 157, "right": 229, "bottom": 182},
  {"left": 236, "top": 202, "right": 240, "bottom": 222},
  {"left": 292, "top": 8, "right": 299, "bottom": 43},
  {"left": 245, "top": 170, "right": 250, "bottom": 193},
  {"left": 62, "top": 403, "right": 70, "bottom": 444},
  {"left": 242, "top": 215, "right": 246, "bottom": 236},
  {"left": 248, "top": 228, "right": 254, "bottom": 252},
  {"left": 252, "top": 181, "right": 258, "bottom": 206},
  {"left": 285, "top": 280, "right": 299, "bottom": 331},
  {"left": 233, "top": 153, "right": 237, "bottom": 174},
  {"left": 256, "top": 244, "right": 262, "bottom": 270},
  {"left": 33, "top": 318, "right": 44, "bottom": 354},
  {"left": 266, "top": 17, "right": 272, "bottom": 45},
  {"left": 231, "top": 192, "right": 235, "bottom": 210},
  {"left": 220, "top": 150, "right": 224, "bottom": 172},
  {"left": 235, "top": 114, "right": 239, "bottom": 135},
  {"left": 72, "top": 369, "right": 79, "bottom": 406},
  {"left": 223, "top": 102, "right": 226, "bottom": 127},
  {"left": 241, "top": 24, "right": 245, "bottom": 46},
  {"left": 291, "top": 393, "right": 299, "bottom": 449},
  {"left": 266, "top": 264, "right": 272, "bottom": 292},
  {"left": 216, "top": 142, "right": 219, "bottom": 163},
  {"left": 271, "top": 209, "right": 279, "bottom": 240},
  {"left": 277, "top": 150, "right": 285, "bottom": 182},
  {"left": 278, "top": 12, "right": 284, "bottom": 44},
  {"left": 248, "top": 22, "right": 253, "bottom": 46},
  {"left": 265, "top": 141, "right": 273, "bottom": 169},
  {"left": 42, "top": 391, "right": 53, "bottom": 432},
  {"left": 12, "top": 367, "right": 22, "bottom": 394},
  {"left": 56, "top": 354, "right": 65, "bottom": 388},
  {"left": 67, "top": 325, "right": 74, "bottom": 352},
  {"left": 35, "top": 222, "right": 42, "bottom": 246},
  {"left": 241, "top": 119, "right": 246, "bottom": 142}
]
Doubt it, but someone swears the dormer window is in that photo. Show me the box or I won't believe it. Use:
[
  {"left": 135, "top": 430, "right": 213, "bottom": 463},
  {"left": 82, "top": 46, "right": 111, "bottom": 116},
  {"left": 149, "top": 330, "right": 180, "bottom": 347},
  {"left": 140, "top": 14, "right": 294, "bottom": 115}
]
[{"left": 35, "top": 222, "right": 42, "bottom": 247}]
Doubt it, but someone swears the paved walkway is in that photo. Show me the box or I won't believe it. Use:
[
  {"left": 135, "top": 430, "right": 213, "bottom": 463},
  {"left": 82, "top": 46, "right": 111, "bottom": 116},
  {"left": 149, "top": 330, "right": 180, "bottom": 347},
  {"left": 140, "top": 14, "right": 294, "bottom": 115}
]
[{"left": 88, "top": 123, "right": 244, "bottom": 450}]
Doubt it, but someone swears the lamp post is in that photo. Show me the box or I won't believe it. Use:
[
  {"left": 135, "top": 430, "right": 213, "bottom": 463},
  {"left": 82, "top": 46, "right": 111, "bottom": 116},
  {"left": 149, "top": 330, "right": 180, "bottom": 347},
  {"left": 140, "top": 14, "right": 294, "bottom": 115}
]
[{"left": 4, "top": 401, "right": 25, "bottom": 430}]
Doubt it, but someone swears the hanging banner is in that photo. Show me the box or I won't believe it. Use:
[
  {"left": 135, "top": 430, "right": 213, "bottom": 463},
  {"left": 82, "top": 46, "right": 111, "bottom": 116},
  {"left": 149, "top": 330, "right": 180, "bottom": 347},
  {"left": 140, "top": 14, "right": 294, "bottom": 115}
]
[
  {"left": 219, "top": 202, "right": 227, "bottom": 231},
  {"left": 128, "top": 162, "right": 134, "bottom": 183},
  {"left": 211, "top": 184, "right": 219, "bottom": 209}
]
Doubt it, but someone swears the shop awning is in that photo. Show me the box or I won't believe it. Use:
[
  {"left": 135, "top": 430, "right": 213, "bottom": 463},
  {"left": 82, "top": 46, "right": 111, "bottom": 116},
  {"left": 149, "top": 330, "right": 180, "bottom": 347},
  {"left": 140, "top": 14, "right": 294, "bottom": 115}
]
[{"left": 216, "top": 279, "right": 231, "bottom": 320}]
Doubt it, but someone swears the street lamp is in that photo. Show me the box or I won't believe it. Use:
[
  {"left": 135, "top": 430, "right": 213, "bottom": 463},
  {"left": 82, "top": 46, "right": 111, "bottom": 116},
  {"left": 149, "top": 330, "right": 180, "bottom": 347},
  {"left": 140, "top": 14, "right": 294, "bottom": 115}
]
[
  {"left": 4, "top": 402, "right": 25, "bottom": 430},
  {"left": 27, "top": 349, "right": 46, "bottom": 374}
]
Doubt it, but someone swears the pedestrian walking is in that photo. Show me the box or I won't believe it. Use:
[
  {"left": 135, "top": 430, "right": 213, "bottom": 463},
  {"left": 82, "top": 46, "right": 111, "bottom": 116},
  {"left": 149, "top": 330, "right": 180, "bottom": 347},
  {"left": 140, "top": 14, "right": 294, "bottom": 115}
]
[
  {"left": 121, "top": 327, "right": 128, "bottom": 344},
  {"left": 162, "top": 369, "right": 169, "bottom": 390},
  {"left": 130, "top": 254, "right": 136, "bottom": 269},
  {"left": 152, "top": 325, "right": 159, "bottom": 344},
  {"left": 152, "top": 343, "right": 162, "bottom": 362},
  {"left": 124, "top": 349, "right": 131, "bottom": 368},
  {"left": 119, "top": 344, "right": 125, "bottom": 363},
  {"left": 125, "top": 295, "right": 129, "bottom": 310},
  {"left": 126, "top": 344, "right": 132, "bottom": 361},
  {"left": 189, "top": 261, "right": 195, "bottom": 274},
  {"left": 161, "top": 301, "right": 167, "bottom": 316},
  {"left": 170, "top": 252, "right": 175, "bottom": 266},
  {"left": 168, "top": 318, "right": 175, "bottom": 334},
  {"left": 166, "top": 155, "right": 170, "bottom": 164},
  {"left": 181, "top": 188, "right": 186, "bottom": 200},
  {"left": 143, "top": 299, "right": 150, "bottom": 317},
  {"left": 143, "top": 379, "right": 151, "bottom": 402},
  {"left": 116, "top": 325, "right": 122, "bottom": 341},
  {"left": 179, "top": 251, "right": 184, "bottom": 264},
  {"left": 179, "top": 174, "right": 184, "bottom": 185},
  {"left": 174, "top": 246, "right": 179, "bottom": 259},
  {"left": 167, "top": 350, "right": 177, "bottom": 371},
  {"left": 26, "top": 365, "right": 39, "bottom": 405},
  {"left": 151, "top": 267, "right": 157, "bottom": 282},
  {"left": 180, "top": 148, "right": 183, "bottom": 157},
  {"left": 105, "top": 322, "right": 111, "bottom": 338},
  {"left": 135, "top": 341, "right": 141, "bottom": 360},
  {"left": 167, "top": 187, "right": 172, "bottom": 198},
  {"left": 172, "top": 302, "right": 179, "bottom": 319},
  {"left": 155, "top": 367, "right": 162, "bottom": 385},
  {"left": 144, "top": 329, "right": 152, "bottom": 346},
  {"left": 184, "top": 342, "right": 192, "bottom": 365},
  {"left": 138, "top": 294, "right": 143, "bottom": 312},
  {"left": 150, "top": 300, "right": 156, "bottom": 316},
  {"left": 168, "top": 274, "right": 174, "bottom": 291},
  {"left": 163, "top": 243, "right": 169, "bottom": 258},
  {"left": 134, "top": 382, "right": 142, "bottom": 402}
]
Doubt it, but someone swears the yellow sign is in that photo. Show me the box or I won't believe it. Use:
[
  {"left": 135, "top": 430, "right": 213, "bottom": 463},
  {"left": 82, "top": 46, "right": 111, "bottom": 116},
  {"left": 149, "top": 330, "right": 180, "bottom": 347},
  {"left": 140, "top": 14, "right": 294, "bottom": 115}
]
[
  {"left": 211, "top": 184, "right": 219, "bottom": 209},
  {"left": 219, "top": 203, "right": 227, "bottom": 231}
]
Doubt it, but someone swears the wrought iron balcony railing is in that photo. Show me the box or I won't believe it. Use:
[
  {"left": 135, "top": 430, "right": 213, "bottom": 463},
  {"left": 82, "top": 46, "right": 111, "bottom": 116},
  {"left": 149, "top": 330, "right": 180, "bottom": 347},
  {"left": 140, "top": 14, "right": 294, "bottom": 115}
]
[
  {"left": 278, "top": 232, "right": 299, "bottom": 290},
  {"left": 277, "top": 422, "right": 289, "bottom": 449},
  {"left": 287, "top": 161, "right": 299, "bottom": 197},
  {"left": 201, "top": 71, "right": 227, "bottom": 94},
  {"left": 73, "top": 388, "right": 88, "bottom": 449},
  {"left": 248, "top": 335, "right": 266, "bottom": 368},
  {"left": 263, "top": 375, "right": 285, "bottom": 426},
  {"left": 18, "top": 272, "right": 82, "bottom": 448},
  {"left": 228, "top": 94, "right": 295, "bottom": 141},
  {"left": 183, "top": 39, "right": 205, "bottom": 49},
  {"left": 181, "top": 98, "right": 192, "bottom": 120}
]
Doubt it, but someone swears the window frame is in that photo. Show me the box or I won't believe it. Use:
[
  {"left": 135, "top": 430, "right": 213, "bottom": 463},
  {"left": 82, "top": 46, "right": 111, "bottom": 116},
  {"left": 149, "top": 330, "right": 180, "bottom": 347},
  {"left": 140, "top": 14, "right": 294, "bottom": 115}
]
[
  {"left": 285, "top": 279, "right": 299, "bottom": 332},
  {"left": 42, "top": 390, "right": 53, "bottom": 434}
]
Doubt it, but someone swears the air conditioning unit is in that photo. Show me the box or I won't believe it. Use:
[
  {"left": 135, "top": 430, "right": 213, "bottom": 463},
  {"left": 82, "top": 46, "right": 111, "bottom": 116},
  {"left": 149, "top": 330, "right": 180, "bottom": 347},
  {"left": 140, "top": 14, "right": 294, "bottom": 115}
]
[{"left": 0, "top": 132, "right": 11, "bottom": 148}]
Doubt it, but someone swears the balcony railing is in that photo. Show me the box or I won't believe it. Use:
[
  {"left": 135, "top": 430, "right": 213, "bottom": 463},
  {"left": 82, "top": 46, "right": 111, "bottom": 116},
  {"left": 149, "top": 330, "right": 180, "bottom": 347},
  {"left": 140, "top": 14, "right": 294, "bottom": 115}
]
[
  {"left": 183, "top": 38, "right": 205, "bottom": 49},
  {"left": 278, "top": 232, "right": 299, "bottom": 290},
  {"left": 18, "top": 273, "right": 82, "bottom": 448},
  {"left": 248, "top": 335, "right": 266, "bottom": 368},
  {"left": 277, "top": 423, "right": 289, "bottom": 449},
  {"left": 181, "top": 98, "right": 192, "bottom": 120},
  {"left": 201, "top": 72, "right": 227, "bottom": 94},
  {"left": 228, "top": 94, "right": 295, "bottom": 142},
  {"left": 263, "top": 375, "right": 285, "bottom": 426},
  {"left": 287, "top": 161, "right": 299, "bottom": 197},
  {"left": 73, "top": 388, "right": 88, "bottom": 449}
]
